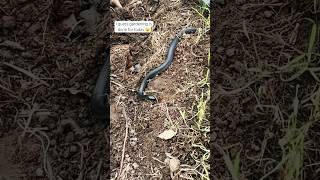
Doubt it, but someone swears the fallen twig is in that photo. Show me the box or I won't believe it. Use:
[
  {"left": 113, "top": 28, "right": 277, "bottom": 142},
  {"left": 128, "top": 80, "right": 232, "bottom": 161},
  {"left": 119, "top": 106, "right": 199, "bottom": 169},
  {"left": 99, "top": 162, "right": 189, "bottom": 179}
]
[
  {"left": 2, "top": 62, "right": 50, "bottom": 87},
  {"left": 118, "top": 105, "right": 129, "bottom": 179},
  {"left": 95, "top": 159, "right": 103, "bottom": 180}
]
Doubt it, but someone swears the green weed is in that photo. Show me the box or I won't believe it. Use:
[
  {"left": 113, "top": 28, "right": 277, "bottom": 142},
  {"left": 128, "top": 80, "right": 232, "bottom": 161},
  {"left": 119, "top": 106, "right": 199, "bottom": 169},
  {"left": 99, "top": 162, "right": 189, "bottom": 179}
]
[{"left": 279, "top": 19, "right": 319, "bottom": 82}]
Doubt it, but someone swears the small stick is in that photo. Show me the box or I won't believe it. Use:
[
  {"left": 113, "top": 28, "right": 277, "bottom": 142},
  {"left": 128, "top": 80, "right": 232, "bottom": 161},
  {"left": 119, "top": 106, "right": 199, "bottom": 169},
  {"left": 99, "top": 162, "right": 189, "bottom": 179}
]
[
  {"left": 95, "top": 159, "right": 103, "bottom": 180},
  {"left": 21, "top": 105, "right": 37, "bottom": 138},
  {"left": 0, "top": 84, "right": 16, "bottom": 95},
  {"left": 111, "top": 0, "right": 123, "bottom": 8},
  {"left": 2, "top": 62, "right": 50, "bottom": 87},
  {"left": 118, "top": 105, "right": 129, "bottom": 179}
]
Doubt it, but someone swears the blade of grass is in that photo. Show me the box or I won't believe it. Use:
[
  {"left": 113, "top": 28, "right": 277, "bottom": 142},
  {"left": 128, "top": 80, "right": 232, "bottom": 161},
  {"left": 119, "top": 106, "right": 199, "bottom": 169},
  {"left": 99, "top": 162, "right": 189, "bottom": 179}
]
[{"left": 214, "top": 143, "right": 241, "bottom": 180}]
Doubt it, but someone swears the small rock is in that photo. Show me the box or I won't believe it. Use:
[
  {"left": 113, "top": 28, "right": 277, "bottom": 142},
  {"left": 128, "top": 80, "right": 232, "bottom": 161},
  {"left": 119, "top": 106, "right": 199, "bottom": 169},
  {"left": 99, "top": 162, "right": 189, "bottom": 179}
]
[
  {"left": 130, "top": 129, "right": 136, "bottom": 135},
  {"left": 263, "top": 11, "right": 273, "bottom": 18},
  {"left": 226, "top": 48, "right": 235, "bottom": 57},
  {"left": 70, "top": 145, "right": 78, "bottom": 153},
  {"left": 0, "top": 40, "right": 25, "bottom": 51},
  {"left": 35, "top": 168, "right": 43, "bottom": 176},
  {"left": 125, "top": 154, "right": 131, "bottom": 162},
  {"left": 129, "top": 66, "right": 135, "bottom": 72},
  {"left": 65, "top": 132, "right": 74, "bottom": 143},
  {"left": 134, "top": 64, "right": 141, "bottom": 72},
  {"left": 132, "top": 163, "right": 139, "bottom": 169},
  {"left": 129, "top": 141, "right": 137, "bottom": 146},
  {"left": 2, "top": 16, "right": 16, "bottom": 29},
  {"left": 169, "top": 157, "right": 180, "bottom": 173}
]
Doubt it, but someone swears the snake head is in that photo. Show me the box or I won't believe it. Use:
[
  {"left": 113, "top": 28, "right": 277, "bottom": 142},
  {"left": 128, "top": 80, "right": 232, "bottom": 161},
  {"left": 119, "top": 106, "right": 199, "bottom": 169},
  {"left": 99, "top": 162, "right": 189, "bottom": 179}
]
[{"left": 138, "top": 91, "right": 157, "bottom": 101}]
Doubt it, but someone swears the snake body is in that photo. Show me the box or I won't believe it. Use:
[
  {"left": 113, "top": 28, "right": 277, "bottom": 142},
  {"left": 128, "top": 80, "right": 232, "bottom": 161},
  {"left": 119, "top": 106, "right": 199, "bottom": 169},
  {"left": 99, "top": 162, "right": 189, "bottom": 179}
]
[
  {"left": 91, "top": 47, "right": 110, "bottom": 122},
  {"left": 90, "top": 27, "right": 197, "bottom": 121},
  {"left": 138, "top": 27, "right": 197, "bottom": 100}
]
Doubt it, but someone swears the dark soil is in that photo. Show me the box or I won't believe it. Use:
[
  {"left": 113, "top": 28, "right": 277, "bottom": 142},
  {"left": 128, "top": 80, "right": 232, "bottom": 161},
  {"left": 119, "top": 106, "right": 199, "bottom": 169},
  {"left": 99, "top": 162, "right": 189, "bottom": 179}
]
[
  {"left": 0, "top": 0, "right": 110, "bottom": 179},
  {"left": 0, "top": 0, "right": 210, "bottom": 180},
  {"left": 212, "top": 0, "right": 320, "bottom": 179}
]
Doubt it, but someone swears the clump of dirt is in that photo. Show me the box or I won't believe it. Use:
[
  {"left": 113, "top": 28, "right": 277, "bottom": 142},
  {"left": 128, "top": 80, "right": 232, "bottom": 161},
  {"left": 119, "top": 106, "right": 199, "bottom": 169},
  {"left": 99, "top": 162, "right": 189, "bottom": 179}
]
[{"left": 212, "top": 0, "right": 320, "bottom": 179}]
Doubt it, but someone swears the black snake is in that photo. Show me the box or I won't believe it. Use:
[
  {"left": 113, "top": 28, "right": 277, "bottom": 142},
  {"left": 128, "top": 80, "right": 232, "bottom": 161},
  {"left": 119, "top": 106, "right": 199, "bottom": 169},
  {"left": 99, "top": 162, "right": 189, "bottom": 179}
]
[
  {"left": 137, "top": 27, "right": 197, "bottom": 100},
  {"left": 91, "top": 27, "right": 197, "bottom": 121}
]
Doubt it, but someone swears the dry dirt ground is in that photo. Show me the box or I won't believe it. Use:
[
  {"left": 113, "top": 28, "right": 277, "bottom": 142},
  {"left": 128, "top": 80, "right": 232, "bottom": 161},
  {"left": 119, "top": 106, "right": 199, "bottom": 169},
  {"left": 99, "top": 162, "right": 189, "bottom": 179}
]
[
  {"left": 212, "top": 0, "right": 320, "bottom": 179},
  {"left": 0, "top": 0, "right": 210, "bottom": 180},
  {"left": 109, "top": 0, "right": 210, "bottom": 179}
]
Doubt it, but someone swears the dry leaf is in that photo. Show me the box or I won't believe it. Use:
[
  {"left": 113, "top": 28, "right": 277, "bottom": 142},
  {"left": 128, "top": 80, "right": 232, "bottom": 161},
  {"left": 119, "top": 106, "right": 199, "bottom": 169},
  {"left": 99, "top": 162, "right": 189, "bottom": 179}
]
[
  {"left": 79, "top": 6, "right": 99, "bottom": 34},
  {"left": 169, "top": 157, "right": 180, "bottom": 173},
  {"left": 62, "top": 14, "right": 77, "bottom": 30},
  {"left": 157, "top": 129, "right": 177, "bottom": 140}
]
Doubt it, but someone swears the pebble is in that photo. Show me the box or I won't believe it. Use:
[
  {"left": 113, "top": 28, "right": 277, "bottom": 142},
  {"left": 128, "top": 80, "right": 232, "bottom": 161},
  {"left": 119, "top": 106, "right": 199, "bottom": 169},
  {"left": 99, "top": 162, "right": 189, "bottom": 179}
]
[
  {"left": 35, "top": 168, "right": 43, "bottom": 176},
  {"left": 134, "top": 64, "right": 141, "bottom": 72},
  {"left": 2, "top": 16, "right": 16, "bottom": 29},
  {"left": 226, "top": 48, "right": 236, "bottom": 57},
  {"left": 132, "top": 163, "right": 139, "bottom": 169},
  {"left": 169, "top": 158, "right": 180, "bottom": 173},
  {"left": 130, "top": 141, "right": 137, "bottom": 146},
  {"left": 70, "top": 145, "right": 78, "bottom": 153},
  {"left": 130, "top": 129, "right": 136, "bottom": 135},
  {"left": 130, "top": 137, "right": 138, "bottom": 141},
  {"left": 264, "top": 11, "right": 273, "bottom": 18}
]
